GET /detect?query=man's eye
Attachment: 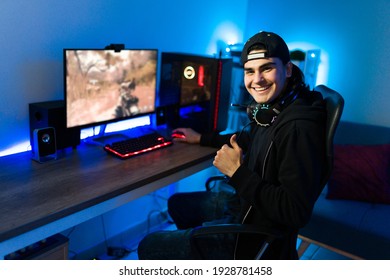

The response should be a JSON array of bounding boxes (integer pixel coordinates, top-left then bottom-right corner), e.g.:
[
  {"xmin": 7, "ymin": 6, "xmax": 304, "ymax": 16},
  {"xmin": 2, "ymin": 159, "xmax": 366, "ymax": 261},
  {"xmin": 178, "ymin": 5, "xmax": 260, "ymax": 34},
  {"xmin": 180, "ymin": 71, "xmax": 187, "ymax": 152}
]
[{"xmin": 262, "ymin": 66, "xmax": 272, "ymax": 72}]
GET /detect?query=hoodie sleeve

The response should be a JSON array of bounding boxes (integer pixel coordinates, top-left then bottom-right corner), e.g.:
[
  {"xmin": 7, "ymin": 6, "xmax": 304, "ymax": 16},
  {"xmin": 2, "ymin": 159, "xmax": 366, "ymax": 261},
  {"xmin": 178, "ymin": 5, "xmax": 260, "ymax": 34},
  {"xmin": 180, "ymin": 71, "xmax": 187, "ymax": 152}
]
[{"xmin": 200, "ymin": 131, "xmax": 233, "ymax": 148}]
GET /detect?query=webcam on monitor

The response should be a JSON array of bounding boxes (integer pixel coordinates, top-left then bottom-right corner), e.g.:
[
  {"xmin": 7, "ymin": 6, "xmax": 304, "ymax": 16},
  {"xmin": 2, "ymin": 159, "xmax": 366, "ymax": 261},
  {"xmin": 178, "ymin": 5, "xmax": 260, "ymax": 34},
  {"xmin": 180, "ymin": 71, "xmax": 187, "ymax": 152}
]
[{"xmin": 105, "ymin": 44, "xmax": 125, "ymax": 52}]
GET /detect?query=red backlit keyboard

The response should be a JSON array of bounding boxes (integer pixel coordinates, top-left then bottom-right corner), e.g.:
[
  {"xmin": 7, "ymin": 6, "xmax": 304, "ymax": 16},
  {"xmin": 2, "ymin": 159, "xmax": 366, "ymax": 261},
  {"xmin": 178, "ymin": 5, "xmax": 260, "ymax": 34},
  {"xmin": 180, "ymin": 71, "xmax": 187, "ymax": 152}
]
[{"xmin": 104, "ymin": 132, "xmax": 173, "ymax": 159}]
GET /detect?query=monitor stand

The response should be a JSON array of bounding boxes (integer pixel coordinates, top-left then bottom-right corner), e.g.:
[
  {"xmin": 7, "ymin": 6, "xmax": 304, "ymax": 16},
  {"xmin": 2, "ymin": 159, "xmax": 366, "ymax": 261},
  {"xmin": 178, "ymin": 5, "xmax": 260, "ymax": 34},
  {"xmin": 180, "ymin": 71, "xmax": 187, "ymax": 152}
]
[
  {"xmin": 83, "ymin": 124, "xmax": 127, "ymax": 147},
  {"xmin": 83, "ymin": 124, "xmax": 159, "ymax": 147}
]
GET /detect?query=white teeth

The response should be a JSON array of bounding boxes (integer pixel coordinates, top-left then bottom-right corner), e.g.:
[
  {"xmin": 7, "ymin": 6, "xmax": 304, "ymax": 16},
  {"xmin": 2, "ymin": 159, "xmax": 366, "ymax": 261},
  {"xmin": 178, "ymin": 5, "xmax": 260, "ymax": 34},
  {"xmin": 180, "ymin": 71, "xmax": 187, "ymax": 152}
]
[{"xmin": 254, "ymin": 86, "xmax": 270, "ymax": 91}]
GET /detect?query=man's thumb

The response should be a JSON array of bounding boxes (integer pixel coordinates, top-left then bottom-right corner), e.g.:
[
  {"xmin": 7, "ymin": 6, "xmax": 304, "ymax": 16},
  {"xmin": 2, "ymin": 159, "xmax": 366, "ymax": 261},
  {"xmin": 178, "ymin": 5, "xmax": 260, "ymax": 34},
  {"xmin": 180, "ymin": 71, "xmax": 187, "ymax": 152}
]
[{"xmin": 230, "ymin": 134, "xmax": 240, "ymax": 150}]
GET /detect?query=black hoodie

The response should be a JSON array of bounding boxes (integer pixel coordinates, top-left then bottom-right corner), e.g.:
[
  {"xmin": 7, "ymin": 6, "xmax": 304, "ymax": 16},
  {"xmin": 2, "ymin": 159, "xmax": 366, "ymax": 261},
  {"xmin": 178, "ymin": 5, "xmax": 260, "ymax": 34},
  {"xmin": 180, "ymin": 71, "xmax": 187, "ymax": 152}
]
[{"xmin": 200, "ymin": 90, "xmax": 326, "ymax": 259}]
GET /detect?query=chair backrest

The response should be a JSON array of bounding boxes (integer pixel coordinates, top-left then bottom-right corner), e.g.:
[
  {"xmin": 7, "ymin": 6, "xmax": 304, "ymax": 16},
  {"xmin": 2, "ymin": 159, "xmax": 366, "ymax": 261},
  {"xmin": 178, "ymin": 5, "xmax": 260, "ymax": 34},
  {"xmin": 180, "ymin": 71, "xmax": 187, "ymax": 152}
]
[{"xmin": 314, "ymin": 85, "xmax": 344, "ymax": 188}]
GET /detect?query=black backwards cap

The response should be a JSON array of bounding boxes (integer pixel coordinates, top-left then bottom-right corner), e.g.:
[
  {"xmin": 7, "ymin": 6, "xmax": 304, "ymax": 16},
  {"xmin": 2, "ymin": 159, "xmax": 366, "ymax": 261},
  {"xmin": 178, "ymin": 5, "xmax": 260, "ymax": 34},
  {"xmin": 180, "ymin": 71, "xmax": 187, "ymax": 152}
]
[{"xmin": 240, "ymin": 31, "xmax": 290, "ymax": 65}]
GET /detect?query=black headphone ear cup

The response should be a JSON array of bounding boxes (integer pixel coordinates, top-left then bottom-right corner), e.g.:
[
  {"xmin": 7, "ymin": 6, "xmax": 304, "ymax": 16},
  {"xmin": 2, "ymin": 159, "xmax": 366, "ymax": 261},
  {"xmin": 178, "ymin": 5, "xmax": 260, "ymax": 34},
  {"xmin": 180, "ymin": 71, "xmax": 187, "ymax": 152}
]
[
  {"xmin": 246, "ymin": 90, "xmax": 299, "ymax": 126},
  {"xmin": 247, "ymin": 101, "xmax": 279, "ymax": 127},
  {"xmin": 254, "ymin": 106, "xmax": 279, "ymax": 126}
]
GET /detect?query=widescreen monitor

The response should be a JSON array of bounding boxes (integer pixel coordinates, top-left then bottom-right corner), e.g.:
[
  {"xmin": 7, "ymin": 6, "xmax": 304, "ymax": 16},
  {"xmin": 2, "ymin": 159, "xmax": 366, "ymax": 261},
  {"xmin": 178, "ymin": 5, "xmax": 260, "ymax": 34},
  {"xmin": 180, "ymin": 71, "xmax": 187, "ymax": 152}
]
[{"xmin": 64, "ymin": 49, "xmax": 158, "ymax": 130}]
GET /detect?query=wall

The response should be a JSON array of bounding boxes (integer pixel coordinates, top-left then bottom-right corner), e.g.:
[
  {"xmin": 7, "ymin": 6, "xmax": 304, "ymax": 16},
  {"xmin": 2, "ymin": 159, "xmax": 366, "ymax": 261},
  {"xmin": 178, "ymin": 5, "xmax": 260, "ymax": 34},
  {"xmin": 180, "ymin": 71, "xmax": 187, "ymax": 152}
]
[
  {"xmin": 244, "ymin": 0, "xmax": 390, "ymax": 127},
  {"xmin": 0, "ymin": 0, "xmax": 247, "ymax": 156}
]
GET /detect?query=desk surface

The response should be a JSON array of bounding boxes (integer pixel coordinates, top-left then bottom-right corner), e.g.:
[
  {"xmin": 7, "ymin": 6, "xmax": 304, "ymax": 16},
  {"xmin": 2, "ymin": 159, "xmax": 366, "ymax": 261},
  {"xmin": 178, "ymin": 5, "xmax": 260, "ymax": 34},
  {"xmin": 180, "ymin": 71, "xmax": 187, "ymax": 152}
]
[{"xmin": 0, "ymin": 142, "xmax": 217, "ymax": 243}]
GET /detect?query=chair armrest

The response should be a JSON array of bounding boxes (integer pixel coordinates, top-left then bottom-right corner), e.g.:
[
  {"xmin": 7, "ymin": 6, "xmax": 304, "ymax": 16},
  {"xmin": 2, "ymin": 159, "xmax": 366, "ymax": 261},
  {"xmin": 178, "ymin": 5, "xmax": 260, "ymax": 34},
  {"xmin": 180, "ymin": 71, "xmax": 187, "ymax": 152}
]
[
  {"xmin": 190, "ymin": 224, "xmax": 284, "ymax": 259},
  {"xmin": 191, "ymin": 223, "xmax": 283, "ymax": 239},
  {"xmin": 205, "ymin": 175, "xmax": 227, "ymax": 191}
]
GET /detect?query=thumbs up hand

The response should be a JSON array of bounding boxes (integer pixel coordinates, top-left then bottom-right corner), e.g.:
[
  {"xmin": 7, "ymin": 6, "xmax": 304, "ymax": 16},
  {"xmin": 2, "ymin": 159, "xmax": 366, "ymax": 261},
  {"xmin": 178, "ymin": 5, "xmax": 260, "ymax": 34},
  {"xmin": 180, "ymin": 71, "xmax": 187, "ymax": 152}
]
[{"xmin": 213, "ymin": 134, "xmax": 243, "ymax": 178}]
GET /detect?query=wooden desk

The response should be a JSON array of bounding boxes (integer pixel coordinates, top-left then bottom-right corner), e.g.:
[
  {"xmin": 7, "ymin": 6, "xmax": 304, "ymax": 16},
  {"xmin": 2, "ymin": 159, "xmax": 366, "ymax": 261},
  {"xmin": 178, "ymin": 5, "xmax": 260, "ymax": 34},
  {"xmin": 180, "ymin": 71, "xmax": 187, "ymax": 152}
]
[{"xmin": 0, "ymin": 142, "xmax": 217, "ymax": 258}]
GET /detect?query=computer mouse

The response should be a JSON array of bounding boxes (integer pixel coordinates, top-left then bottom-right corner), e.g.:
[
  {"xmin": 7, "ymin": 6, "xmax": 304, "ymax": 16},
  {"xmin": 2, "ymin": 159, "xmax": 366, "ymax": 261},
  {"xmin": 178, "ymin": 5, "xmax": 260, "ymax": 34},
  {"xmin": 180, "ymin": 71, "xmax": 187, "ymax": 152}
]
[{"xmin": 171, "ymin": 131, "xmax": 186, "ymax": 139}]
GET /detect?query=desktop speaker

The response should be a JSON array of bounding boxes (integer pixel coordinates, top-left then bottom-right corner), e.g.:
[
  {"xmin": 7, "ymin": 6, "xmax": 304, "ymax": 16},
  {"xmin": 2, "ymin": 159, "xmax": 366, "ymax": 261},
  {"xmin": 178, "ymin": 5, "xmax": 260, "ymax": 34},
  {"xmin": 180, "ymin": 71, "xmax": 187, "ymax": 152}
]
[
  {"xmin": 32, "ymin": 127, "xmax": 57, "ymax": 163},
  {"xmin": 29, "ymin": 100, "xmax": 80, "ymax": 152}
]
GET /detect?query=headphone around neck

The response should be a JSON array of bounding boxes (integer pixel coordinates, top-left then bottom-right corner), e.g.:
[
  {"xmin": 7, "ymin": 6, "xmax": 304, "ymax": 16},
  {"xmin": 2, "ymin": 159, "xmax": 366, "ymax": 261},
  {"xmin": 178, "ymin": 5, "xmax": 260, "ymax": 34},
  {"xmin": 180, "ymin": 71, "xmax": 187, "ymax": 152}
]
[{"xmin": 247, "ymin": 90, "xmax": 298, "ymax": 127}]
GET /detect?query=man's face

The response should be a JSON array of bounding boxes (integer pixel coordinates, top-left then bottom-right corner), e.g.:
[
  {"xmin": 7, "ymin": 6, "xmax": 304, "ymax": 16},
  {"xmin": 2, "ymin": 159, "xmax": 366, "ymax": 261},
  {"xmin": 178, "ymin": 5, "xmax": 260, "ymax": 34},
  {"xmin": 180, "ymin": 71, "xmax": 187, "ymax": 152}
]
[{"xmin": 243, "ymin": 51, "xmax": 292, "ymax": 104}]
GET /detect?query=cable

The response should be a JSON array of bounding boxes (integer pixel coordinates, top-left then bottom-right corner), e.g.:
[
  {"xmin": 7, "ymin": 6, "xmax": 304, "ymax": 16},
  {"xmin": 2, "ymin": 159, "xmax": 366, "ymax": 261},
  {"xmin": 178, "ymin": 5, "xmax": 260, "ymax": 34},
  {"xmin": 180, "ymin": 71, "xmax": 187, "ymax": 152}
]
[
  {"xmin": 146, "ymin": 209, "xmax": 168, "ymax": 234},
  {"xmin": 65, "ymin": 226, "xmax": 76, "ymax": 238},
  {"xmin": 100, "ymin": 215, "xmax": 109, "ymax": 251},
  {"xmin": 236, "ymin": 120, "xmax": 254, "ymax": 144}
]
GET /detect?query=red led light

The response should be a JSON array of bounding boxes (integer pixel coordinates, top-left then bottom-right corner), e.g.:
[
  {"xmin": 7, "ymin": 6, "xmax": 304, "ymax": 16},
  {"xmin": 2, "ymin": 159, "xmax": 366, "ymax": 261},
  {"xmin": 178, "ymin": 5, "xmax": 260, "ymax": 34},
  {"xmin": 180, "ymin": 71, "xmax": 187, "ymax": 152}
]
[
  {"xmin": 198, "ymin": 65, "xmax": 204, "ymax": 87},
  {"xmin": 104, "ymin": 141, "xmax": 173, "ymax": 159},
  {"xmin": 213, "ymin": 60, "xmax": 222, "ymax": 130}
]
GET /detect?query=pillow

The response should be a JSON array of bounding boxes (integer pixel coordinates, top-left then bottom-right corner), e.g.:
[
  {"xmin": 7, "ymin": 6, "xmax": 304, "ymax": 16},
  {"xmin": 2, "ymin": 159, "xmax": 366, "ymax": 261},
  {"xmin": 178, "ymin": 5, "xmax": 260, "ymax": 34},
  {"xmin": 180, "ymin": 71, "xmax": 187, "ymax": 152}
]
[{"xmin": 326, "ymin": 144, "xmax": 390, "ymax": 204}]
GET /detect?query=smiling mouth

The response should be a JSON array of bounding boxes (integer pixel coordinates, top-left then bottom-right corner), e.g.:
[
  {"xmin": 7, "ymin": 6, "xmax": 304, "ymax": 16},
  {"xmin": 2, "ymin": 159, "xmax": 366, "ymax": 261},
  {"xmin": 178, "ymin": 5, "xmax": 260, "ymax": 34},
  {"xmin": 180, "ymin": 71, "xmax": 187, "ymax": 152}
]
[{"xmin": 253, "ymin": 84, "xmax": 271, "ymax": 92}]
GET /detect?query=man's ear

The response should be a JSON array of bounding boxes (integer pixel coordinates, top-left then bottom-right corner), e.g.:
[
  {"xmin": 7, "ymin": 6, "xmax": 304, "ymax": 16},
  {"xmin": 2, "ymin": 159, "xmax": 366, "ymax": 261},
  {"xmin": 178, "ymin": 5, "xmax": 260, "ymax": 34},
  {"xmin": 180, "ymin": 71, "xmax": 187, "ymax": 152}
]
[{"xmin": 286, "ymin": 61, "xmax": 293, "ymax": 78}]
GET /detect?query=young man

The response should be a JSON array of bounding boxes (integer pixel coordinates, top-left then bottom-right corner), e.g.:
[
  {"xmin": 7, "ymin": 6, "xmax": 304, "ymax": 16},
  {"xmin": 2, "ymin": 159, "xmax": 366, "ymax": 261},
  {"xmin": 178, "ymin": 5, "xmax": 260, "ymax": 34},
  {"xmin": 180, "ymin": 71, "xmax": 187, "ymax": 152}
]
[{"xmin": 138, "ymin": 31, "xmax": 326, "ymax": 259}]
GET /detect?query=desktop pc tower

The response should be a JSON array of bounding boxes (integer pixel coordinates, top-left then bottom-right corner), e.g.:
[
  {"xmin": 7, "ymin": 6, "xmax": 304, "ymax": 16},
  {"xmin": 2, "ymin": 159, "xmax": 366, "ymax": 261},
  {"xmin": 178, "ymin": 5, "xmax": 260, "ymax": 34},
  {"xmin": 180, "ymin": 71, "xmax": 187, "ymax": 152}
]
[{"xmin": 157, "ymin": 52, "xmax": 233, "ymax": 133}]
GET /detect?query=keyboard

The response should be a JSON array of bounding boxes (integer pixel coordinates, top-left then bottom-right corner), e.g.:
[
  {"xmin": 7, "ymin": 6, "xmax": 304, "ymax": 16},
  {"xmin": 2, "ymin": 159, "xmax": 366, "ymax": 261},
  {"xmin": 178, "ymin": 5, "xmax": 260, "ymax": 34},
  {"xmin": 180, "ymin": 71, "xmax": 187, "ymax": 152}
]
[{"xmin": 104, "ymin": 132, "xmax": 173, "ymax": 159}]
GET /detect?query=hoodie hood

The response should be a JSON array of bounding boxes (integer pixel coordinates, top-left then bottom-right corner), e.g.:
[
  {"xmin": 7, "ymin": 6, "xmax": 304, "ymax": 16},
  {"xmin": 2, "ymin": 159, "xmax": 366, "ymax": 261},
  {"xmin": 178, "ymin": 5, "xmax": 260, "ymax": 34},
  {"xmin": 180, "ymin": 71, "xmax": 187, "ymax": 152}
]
[{"xmin": 273, "ymin": 90, "xmax": 326, "ymax": 131}]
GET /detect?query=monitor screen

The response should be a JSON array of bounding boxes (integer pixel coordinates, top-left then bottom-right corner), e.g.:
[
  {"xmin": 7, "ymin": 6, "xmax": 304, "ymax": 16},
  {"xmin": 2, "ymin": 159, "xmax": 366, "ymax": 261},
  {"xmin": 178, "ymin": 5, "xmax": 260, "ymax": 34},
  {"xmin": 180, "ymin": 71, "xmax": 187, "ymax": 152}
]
[{"xmin": 64, "ymin": 49, "xmax": 158, "ymax": 129}]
